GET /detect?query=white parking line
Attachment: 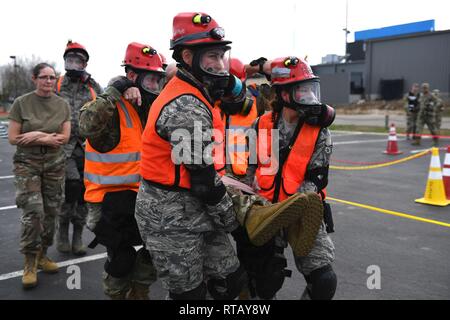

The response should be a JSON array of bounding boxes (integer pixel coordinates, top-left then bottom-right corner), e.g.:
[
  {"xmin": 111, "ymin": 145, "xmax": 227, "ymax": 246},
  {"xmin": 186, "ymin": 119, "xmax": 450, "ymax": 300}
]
[
  {"xmin": 0, "ymin": 175, "xmax": 14, "ymax": 180},
  {"xmin": 0, "ymin": 252, "xmax": 108, "ymax": 281},
  {"xmin": 0, "ymin": 205, "xmax": 17, "ymax": 211},
  {"xmin": 334, "ymin": 138, "xmax": 406, "ymax": 145}
]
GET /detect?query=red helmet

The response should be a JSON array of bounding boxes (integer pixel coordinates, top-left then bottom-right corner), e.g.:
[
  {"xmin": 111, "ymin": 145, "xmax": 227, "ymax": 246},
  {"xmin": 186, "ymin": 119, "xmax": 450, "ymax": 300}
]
[
  {"xmin": 170, "ymin": 12, "xmax": 231, "ymax": 49},
  {"xmin": 230, "ymin": 58, "xmax": 246, "ymax": 82},
  {"xmin": 270, "ymin": 56, "xmax": 318, "ymax": 86},
  {"xmin": 159, "ymin": 53, "xmax": 168, "ymax": 67},
  {"xmin": 64, "ymin": 40, "xmax": 89, "ymax": 61},
  {"xmin": 122, "ymin": 42, "xmax": 165, "ymax": 73}
]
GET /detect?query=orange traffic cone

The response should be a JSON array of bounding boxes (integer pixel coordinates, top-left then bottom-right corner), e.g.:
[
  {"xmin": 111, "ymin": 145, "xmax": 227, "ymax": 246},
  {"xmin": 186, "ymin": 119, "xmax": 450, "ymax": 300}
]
[
  {"xmin": 443, "ymin": 146, "xmax": 450, "ymax": 200},
  {"xmin": 415, "ymin": 148, "xmax": 450, "ymax": 206},
  {"xmin": 383, "ymin": 124, "xmax": 402, "ymax": 155}
]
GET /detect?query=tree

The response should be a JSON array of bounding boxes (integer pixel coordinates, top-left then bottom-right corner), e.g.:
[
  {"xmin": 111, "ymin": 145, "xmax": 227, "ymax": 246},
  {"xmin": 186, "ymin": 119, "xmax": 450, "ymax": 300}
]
[{"xmin": 0, "ymin": 55, "xmax": 58, "ymax": 105}]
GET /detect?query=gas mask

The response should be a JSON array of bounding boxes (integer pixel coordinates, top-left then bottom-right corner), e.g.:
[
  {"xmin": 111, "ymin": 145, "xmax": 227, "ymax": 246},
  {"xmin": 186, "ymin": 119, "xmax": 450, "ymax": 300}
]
[
  {"xmin": 219, "ymin": 84, "xmax": 254, "ymax": 116},
  {"xmin": 64, "ymin": 52, "xmax": 87, "ymax": 79},
  {"xmin": 282, "ymin": 79, "xmax": 336, "ymax": 127},
  {"xmin": 192, "ymin": 45, "xmax": 231, "ymax": 100},
  {"xmin": 135, "ymin": 70, "xmax": 165, "ymax": 108}
]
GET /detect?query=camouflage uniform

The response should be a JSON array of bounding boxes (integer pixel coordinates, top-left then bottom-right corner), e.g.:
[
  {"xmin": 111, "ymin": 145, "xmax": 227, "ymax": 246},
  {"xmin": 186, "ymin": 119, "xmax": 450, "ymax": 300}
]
[
  {"xmin": 57, "ymin": 75, "xmax": 102, "ymax": 227},
  {"xmin": 79, "ymin": 83, "xmax": 157, "ymax": 299},
  {"xmin": 416, "ymin": 92, "xmax": 439, "ymax": 145},
  {"xmin": 246, "ymin": 114, "xmax": 335, "ymax": 298},
  {"xmin": 14, "ymin": 148, "xmax": 66, "ymax": 254},
  {"xmin": 403, "ymin": 91, "xmax": 420, "ymax": 139},
  {"xmin": 135, "ymin": 69, "xmax": 240, "ymax": 296},
  {"xmin": 432, "ymin": 90, "xmax": 444, "ymax": 131}
]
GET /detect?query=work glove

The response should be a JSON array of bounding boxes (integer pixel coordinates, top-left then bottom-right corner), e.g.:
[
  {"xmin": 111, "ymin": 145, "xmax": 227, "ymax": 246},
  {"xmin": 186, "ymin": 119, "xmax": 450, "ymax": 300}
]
[{"xmin": 110, "ymin": 76, "xmax": 136, "ymax": 94}]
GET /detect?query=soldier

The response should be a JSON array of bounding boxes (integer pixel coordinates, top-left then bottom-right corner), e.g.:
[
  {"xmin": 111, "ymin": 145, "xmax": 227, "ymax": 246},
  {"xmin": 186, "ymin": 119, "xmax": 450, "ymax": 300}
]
[
  {"xmin": 8, "ymin": 63, "xmax": 71, "ymax": 288},
  {"xmin": 432, "ymin": 89, "xmax": 444, "ymax": 132},
  {"xmin": 245, "ymin": 57, "xmax": 337, "ymax": 300},
  {"xmin": 222, "ymin": 58, "xmax": 260, "ymax": 180},
  {"xmin": 79, "ymin": 42, "xmax": 163, "ymax": 299},
  {"xmin": 135, "ymin": 12, "xmax": 312, "ymax": 300},
  {"xmin": 413, "ymin": 83, "xmax": 440, "ymax": 146},
  {"xmin": 56, "ymin": 40, "xmax": 103, "ymax": 256},
  {"xmin": 404, "ymin": 83, "xmax": 420, "ymax": 140}
]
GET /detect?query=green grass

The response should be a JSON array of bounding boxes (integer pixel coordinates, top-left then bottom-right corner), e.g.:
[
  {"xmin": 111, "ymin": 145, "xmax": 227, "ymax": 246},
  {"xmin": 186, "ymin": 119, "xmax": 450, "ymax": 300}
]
[{"xmin": 330, "ymin": 124, "xmax": 450, "ymax": 136}]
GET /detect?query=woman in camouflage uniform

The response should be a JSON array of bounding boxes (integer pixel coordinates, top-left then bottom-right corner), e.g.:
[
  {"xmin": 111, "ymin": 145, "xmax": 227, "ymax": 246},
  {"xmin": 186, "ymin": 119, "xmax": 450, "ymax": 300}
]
[{"xmin": 8, "ymin": 63, "xmax": 71, "ymax": 289}]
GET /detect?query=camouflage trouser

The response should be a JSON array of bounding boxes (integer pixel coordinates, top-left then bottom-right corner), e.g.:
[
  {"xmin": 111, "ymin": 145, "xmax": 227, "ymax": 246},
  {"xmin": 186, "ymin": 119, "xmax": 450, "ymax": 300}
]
[
  {"xmin": 406, "ymin": 111, "xmax": 419, "ymax": 137},
  {"xmin": 293, "ymin": 222, "xmax": 335, "ymax": 276},
  {"xmin": 13, "ymin": 149, "xmax": 65, "ymax": 254},
  {"xmin": 436, "ymin": 112, "xmax": 442, "ymax": 131},
  {"xmin": 135, "ymin": 185, "xmax": 240, "ymax": 295},
  {"xmin": 86, "ymin": 203, "xmax": 157, "ymax": 298},
  {"xmin": 416, "ymin": 116, "xmax": 439, "ymax": 139},
  {"xmin": 60, "ymin": 145, "xmax": 87, "ymax": 226}
]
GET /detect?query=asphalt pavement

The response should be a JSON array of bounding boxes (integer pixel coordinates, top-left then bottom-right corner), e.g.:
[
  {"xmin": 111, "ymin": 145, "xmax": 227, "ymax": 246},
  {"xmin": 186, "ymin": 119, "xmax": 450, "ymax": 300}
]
[{"xmin": 0, "ymin": 129, "xmax": 449, "ymax": 300}]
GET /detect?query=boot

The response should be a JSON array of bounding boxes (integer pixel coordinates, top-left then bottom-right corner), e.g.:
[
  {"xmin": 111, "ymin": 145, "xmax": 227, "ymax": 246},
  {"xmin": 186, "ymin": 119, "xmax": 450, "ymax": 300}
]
[
  {"xmin": 22, "ymin": 253, "xmax": 38, "ymax": 289},
  {"xmin": 56, "ymin": 220, "xmax": 71, "ymax": 253},
  {"xmin": 37, "ymin": 247, "xmax": 59, "ymax": 273},
  {"xmin": 288, "ymin": 192, "xmax": 324, "ymax": 257},
  {"xmin": 411, "ymin": 138, "xmax": 421, "ymax": 146},
  {"xmin": 72, "ymin": 224, "xmax": 86, "ymax": 256},
  {"xmin": 245, "ymin": 193, "xmax": 309, "ymax": 246},
  {"xmin": 126, "ymin": 283, "xmax": 150, "ymax": 300}
]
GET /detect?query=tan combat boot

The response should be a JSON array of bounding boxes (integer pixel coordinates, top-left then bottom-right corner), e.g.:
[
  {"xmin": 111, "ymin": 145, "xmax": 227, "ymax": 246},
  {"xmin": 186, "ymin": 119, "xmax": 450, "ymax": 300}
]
[
  {"xmin": 22, "ymin": 253, "xmax": 38, "ymax": 289},
  {"xmin": 72, "ymin": 224, "xmax": 87, "ymax": 256},
  {"xmin": 126, "ymin": 283, "xmax": 150, "ymax": 300},
  {"xmin": 37, "ymin": 247, "xmax": 59, "ymax": 273},
  {"xmin": 245, "ymin": 193, "xmax": 309, "ymax": 246},
  {"xmin": 288, "ymin": 192, "xmax": 324, "ymax": 257},
  {"xmin": 56, "ymin": 220, "xmax": 71, "ymax": 253}
]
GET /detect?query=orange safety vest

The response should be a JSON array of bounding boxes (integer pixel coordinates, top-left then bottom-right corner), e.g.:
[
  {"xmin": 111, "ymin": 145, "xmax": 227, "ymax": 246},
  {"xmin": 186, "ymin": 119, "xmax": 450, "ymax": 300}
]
[
  {"xmin": 140, "ymin": 75, "xmax": 225, "ymax": 189},
  {"xmin": 255, "ymin": 112, "xmax": 322, "ymax": 203},
  {"xmin": 57, "ymin": 75, "xmax": 97, "ymax": 101},
  {"xmin": 222, "ymin": 95, "xmax": 258, "ymax": 176},
  {"xmin": 84, "ymin": 97, "xmax": 142, "ymax": 203}
]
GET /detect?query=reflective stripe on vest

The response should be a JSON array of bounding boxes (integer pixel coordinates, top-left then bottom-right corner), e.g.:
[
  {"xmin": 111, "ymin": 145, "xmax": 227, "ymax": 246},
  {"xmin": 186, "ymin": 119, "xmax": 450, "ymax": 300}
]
[
  {"xmin": 84, "ymin": 97, "xmax": 142, "ymax": 203},
  {"xmin": 140, "ymin": 75, "xmax": 225, "ymax": 189},
  {"xmin": 255, "ymin": 112, "xmax": 321, "ymax": 203},
  {"xmin": 84, "ymin": 173, "xmax": 141, "ymax": 185},
  {"xmin": 57, "ymin": 75, "xmax": 97, "ymax": 101},
  {"xmin": 224, "ymin": 97, "xmax": 258, "ymax": 176},
  {"xmin": 85, "ymin": 151, "xmax": 141, "ymax": 163}
]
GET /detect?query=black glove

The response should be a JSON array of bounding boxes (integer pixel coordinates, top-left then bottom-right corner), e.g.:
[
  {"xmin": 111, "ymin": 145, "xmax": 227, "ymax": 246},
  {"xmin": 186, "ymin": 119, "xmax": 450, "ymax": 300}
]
[
  {"xmin": 249, "ymin": 57, "xmax": 271, "ymax": 81},
  {"xmin": 110, "ymin": 77, "xmax": 136, "ymax": 94},
  {"xmin": 190, "ymin": 165, "xmax": 226, "ymax": 206},
  {"xmin": 249, "ymin": 57, "xmax": 268, "ymax": 68}
]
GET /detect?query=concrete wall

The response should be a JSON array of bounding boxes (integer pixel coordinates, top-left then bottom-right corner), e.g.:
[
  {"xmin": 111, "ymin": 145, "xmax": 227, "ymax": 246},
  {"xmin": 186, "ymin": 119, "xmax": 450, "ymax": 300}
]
[
  {"xmin": 319, "ymin": 73, "xmax": 350, "ymax": 106},
  {"xmin": 313, "ymin": 62, "xmax": 365, "ymax": 104},
  {"xmin": 365, "ymin": 31, "xmax": 450, "ymax": 99}
]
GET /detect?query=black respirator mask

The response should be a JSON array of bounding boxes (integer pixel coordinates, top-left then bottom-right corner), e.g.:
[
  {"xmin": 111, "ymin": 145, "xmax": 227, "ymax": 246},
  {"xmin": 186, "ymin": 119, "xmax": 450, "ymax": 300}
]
[
  {"xmin": 135, "ymin": 70, "xmax": 165, "ymax": 107},
  {"xmin": 281, "ymin": 79, "xmax": 336, "ymax": 127},
  {"xmin": 64, "ymin": 52, "xmax": 88, "ymax": 80},
  {"xmin": 219, "ymin": 85, "xmax": 254, "ymax": 116},
  {"xmin": 191, "ymin": 45, "xmax": 232, "ymax": 100}
]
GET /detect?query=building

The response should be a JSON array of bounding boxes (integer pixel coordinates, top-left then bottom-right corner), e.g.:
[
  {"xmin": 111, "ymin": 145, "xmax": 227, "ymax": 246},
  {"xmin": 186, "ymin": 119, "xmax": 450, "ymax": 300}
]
[{"xmin": 313, "ymin": 20, "xmax": 450, "ymax": 105}]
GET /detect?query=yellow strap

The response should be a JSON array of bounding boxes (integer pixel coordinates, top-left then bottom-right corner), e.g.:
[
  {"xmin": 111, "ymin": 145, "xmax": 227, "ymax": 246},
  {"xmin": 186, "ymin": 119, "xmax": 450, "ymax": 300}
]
[{"xmin": 330, "ymin": 149, "xmax": 430, "ymax": 170}]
